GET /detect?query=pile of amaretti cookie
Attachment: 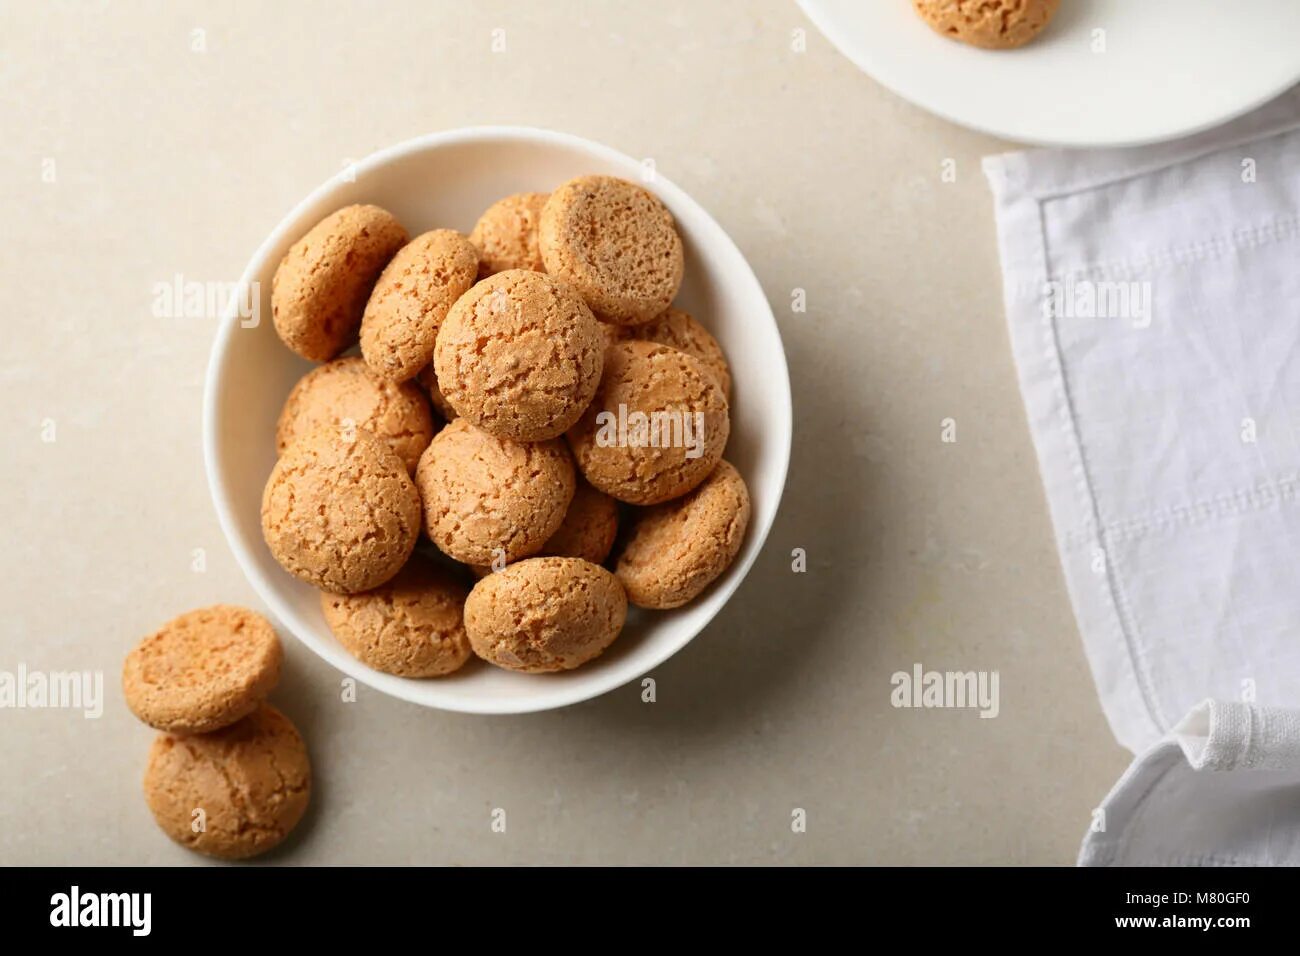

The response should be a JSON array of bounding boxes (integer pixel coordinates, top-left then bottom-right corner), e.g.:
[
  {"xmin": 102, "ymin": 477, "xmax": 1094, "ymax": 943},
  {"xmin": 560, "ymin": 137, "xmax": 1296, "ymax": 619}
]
[{"xmin": 261, "ymin": 175, "xmax": 752, "ymax": 677}]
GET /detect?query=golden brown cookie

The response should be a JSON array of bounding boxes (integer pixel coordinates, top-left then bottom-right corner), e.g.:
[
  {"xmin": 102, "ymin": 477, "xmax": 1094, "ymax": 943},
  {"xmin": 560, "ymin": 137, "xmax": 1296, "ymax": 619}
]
[
  {"xmin": 468, "ymin": 478, "xmax": 619, "ymax": 577},
  {"xmin": 261, "ymin": 426, "xmax": 421, "ymax": 593},
  {"xmin": 913, "ymin": 0, "xmax": 1060, "ymax": 49},
  {"xmin": 123, "ymin": 606, "xmax": 282, "ymax": 734},
  {"xmin": 469, "ymin": 192, "xmax": 548, "ymax": 277},
  {"xmin": 566, "ymin": 340, "xmax": 729, "ymax": 505},
  {"xmin": 320, "ymin": 554, "xmax": 471, "ymax": 678},
  {"xmin": 620, "ymin": 306, "xmax": 732, "ymax": 401},
  {"xmin": 616, "ymin": 460, "xmax": 750, "ymax": 609},
  {"xmin": 539, "ymin": 175, "xmax": 683, "ymax": 325},
  {"xmin": 360, "ymin": 229, "xmax": 479, "ymax": 384},
  {"xmin": 275, "ymin": 357, "xmax": 435, "ymax": 475},
  {"xmin": 143, "ymin": 703, "xmax": 310, "ymax": 860},
  {"xmin": 433, "ymin": 270, "xmax": 604, "ymax": 441},
  {"xmin": 416, "ymin": 362, "xmax": 459, "ymax": 421},
  {"xmin": 464, "ymin": 557, "xmax": 626, "ymax": 673},
  {"xmin": 271, "ymin": 204, "xmax": 407, "ymax": 361},
  {"xmin": 415, "ymin": 418, "xmax": 575, "ymax": 566}
]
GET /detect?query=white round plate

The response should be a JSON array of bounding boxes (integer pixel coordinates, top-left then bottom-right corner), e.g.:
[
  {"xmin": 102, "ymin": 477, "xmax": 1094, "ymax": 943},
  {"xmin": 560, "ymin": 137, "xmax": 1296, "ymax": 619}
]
[
  {"xmin": 798, "ymin": 0, "xmax": 1300, "ymax": 147},
  {"xmin": 204, "ymin": 127, "xmax": 792, "ymax": 714}
]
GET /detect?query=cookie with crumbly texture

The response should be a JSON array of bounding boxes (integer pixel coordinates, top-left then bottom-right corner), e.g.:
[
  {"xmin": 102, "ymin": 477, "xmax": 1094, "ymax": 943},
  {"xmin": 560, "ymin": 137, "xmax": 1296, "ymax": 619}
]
[
  {"xmin": 566, "ymin": 340, "xmax": 729, "ymax": 505},
  {"xmin": 539, "ymin": 176, "xmax": 683, "ymax": 325},
  {"xmin": 415, "ymin": 418, "xmax": 575, "ymax": 566},
  {"xmin": 272, "ymin": 204, "xmax": 407, "ymax": 361},
  {"xmin": 434, "ymin": 270, "xmax": 604, "ymax": 441},
  {"xmin": 469, "ymin": 477, "xmax": 620, "ymax": 577},
  {"xmin": 618, "ymin": 306, "xmax": 731, "ymax": 401},
  {"xmin": 469, "ymin": 192, "xmax": 548, "ymax": 277},
  {"xmin": 360, "ymin": 229, "xmax": 479, "ymax": 383},
  {"xmin": 913, "ymin": 0, "xmax": 1059, "ymax": 49},
  {"xmin": 275, "ymin": 357, "xmax": 434, "ymax": 475},
  {"xmin": 464, "ymin": 557, "xmax": 626, "ymax": 673},
  {"xmin": 123, "ymin": 606, "xmax": 282, "ymax": 734},
  {"xmin": 616, "ymin": 460, "xmax": 750, "ymax": 609},
  {"xmin": 261, "ymin": 426, "xmax": 421, "ymax": 593},
  {"xmin": 143, "ymin": 704, "xmax": 310, "ymax": 860},
  {"xmin": 320, "ymin": 555, "xmax": 471, "ymax": 677}
]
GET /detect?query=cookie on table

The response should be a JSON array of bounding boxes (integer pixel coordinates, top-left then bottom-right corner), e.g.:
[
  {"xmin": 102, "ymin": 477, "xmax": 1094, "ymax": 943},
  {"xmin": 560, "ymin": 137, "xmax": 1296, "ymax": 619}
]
[
  {"xmin": 415, "ymin": 418, "xmax": 575, "ymax": 566},
  {"xmin": 913, "ymin": 0, "xmax": 1060, "ymax": 49},
  {"xmin": 275, "ymin": 356, "xmax": 435, "ymax": 475},
  {"xmin": 616, "ymin": 460, "xmax": 750, "ymax": 609},
  {"xmin": 123, "ymin": 605, "xmax": 282, "ymax": 734},
  {"xmin": 320, "ymin": 555, "xmax": 472, "ymax": 678},
  {"xmin": 261, "ymin": 426, "xmax": 421, "ymax": 593},
  {"xmin": 469, "ymin": 192, "xmax": 548, "ymax": 277},
  {"xmin": 464, "ymin": 557, "xmax": 626, "ymax": 673},
  {"xmin": 539, "ymin": 175, "xmax": 683, "ymax": 325},
  {"xmin": 618, "ymin": 306, "xmax": 731, "ymax": 401},
  {"xmin": 566, "ymin": 340, "xmax": 729, "ymax": 505},
  {"xmin": 433, "ymin": 270, "xmax": 604, "ymax": 441},
  {"xmin": 271, "ymin": 204, "xmax": 407, "ymax": 361},
  {"xmin": 143, "ymin": 703, "xmax": 310, "ymax": 860},
  {"xmin": 360, "ymin": 229, "xmax": 479, "ymax": 384}
]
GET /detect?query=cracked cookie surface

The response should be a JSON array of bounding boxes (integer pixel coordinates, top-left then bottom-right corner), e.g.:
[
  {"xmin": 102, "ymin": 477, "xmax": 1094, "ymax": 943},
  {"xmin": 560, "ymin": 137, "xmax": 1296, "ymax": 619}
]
[
  {"xmin": 143, "ymin": 703, "xmax": 311, "ymax": 860},
  {"xmin": 566, "ymin": 340, "xmax": 729, "ymax": 505},
  {"xmin": 614, "ymin": 306, "xmax": 732, "ymax": 401},
  {"xmin": 539, "ymin": 175, "xmax": 683, "ymax": 325},
  {"xmin": 321, "ymin": 554, "xmax": 472, "ymax": 677},
  {"xmin": 360, "ymin": 229, "xmax": 479, "ymax": 383},
  {"xmin": 275, "ymin": 356, "xmax": 435, "ymax": 475},
  {"xmin": 433, "ymin": 269, "xmax": 604, "ymax": 442},
  {"xmin": 415, "ymin": 418, "xmax": 575, "ymax": 566},
  {"xmin": 464, "ymin": 557, "xmax": 626, "ymax": 673},
  {"xmin": 469, "ymin": 192, "xmax": 548, "ymax": 277},
  {"xmin": 271, "ymin": 204, "xmax": 407, "ymax": 361},
  {"xmin": 616, "ymin": 460, "xmax": 750, "ymax": 609},
  {"xmin": 123, "ymin": 605, "xmax": 282, "ymax": 734},
  {"xmin": 261, "ymin": 426, "xmax": 421, "ymax": 593},
  {"xmin": 912, "ymin": 0, "xmax": 1060, "ymax": 49}
]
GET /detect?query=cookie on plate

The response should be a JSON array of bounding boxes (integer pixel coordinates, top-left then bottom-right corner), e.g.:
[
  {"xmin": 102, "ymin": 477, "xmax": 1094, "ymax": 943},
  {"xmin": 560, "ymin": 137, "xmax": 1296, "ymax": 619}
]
[
  {"xmin": 433, "ymin": 270, "xmax": 604, "ymax": 441},
  {"xmin": 464, "ymin": 557, "xmax": 626, "ymax": 673},
  {"xmin": 469, "ymin": 192, "xmax": 548, "ymax": 277},
  {"xmin": 618, "ymin": 306, "xmax": 731, "ymax": 401},
  {"xmin": 616, "ymin": 460, "xmax": 750, "ymax": 609},
  {"xmin": 360, "ymin": 229, "xmax": 479, "ymax": 383},
  {"xmin": 261, "ymin": 426, "xmax": 421, "ymax": 593},
  {"xmin": 539, "ymin": 175, "xmax": 683, "ymax": 325},
  {"xmin": 913, "ymin": 0, "xmax": 1060, "ymax": 49},
  {"xmin": 123, "ymin": 605, "xmax": 282, "ymax": 734},
  {"xmin": 271, "ymin": 204, "xmax": 407, "ymax": 361}
]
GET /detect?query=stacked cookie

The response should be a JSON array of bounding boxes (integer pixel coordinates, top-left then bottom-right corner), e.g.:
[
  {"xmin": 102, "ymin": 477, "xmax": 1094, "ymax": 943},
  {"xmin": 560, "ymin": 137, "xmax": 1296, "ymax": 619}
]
[
  {"xmin": 263, "ymin": 175, "xmax": 751, "ymax": 677},
  {"xmin": 122, "ymin": 606, "xmax": 311, "ymax": 859}
]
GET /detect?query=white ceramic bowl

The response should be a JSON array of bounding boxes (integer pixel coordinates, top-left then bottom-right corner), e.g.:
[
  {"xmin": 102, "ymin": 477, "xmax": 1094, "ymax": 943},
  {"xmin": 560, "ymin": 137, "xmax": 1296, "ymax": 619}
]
[{"xmin": 203, "ymin": 126, "xmax": 791, "ymax": 714}]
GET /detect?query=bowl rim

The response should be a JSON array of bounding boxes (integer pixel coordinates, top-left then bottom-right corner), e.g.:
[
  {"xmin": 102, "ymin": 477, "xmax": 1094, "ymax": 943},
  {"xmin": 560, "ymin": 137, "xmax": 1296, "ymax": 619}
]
[{"xmin": 202, "ymin": 124, "xmax": 792, "ymax": 714}]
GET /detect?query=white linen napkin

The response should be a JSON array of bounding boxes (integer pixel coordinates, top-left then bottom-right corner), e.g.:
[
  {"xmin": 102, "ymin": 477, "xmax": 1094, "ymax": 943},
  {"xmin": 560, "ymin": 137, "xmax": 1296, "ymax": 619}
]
[{"xmin": 983, "ymin": 88, "xmax": 1300, "ymax": 866}]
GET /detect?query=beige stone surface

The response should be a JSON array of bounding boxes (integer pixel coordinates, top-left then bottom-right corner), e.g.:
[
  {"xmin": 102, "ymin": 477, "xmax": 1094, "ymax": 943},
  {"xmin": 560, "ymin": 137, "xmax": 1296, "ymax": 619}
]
[{"xmin": 0, "ymin": 0, "xmax": 1129, "ymax": 864}]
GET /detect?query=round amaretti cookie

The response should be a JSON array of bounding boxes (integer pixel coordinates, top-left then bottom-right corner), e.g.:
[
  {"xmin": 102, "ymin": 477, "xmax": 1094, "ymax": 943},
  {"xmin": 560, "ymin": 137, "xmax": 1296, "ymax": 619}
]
[
  {"xmin": 123, "ymin": 606, "xmax": 282, "ymax": 734},
  {"xmin": 616, "ymin": 460, "xmax": 751, "ymax": 609},
  {"xmin": 433, "ymin": 270, "xmax": 604, "ymax": 442},
  {"xmin": 143, "ymin": 703, "xmax": 310, "ymax": 860},
  {"xmin": 539, "ymin": 175, "xmax": 684, "ymax": 325},
  {"xmin": 275, "ymin": 357, "xmax": 435, "ymax": 475},
  {"xmin": 912, "ymin": 0, "xmax": 1059, "ymax": 49},
  {"xmin": 416, "ymin": 362, "xmax": 458, "ymax": 421},
  {"xmin": 464, "ymin": 557, "xmax": 627, "ymax": 673},
  {"xmin": 566, "ymin": 340, "xmax": 730, "ymax": 505},
  {"xmin": 469, "ymin": 192, "xmax": 548, "ymax": 277},
  {"xmin": 469, "ymin": 477, "xmax": 620, "ymax": 577},
  {"xmin": 271, "ymin": 204, "xmax": 408, "ymax": 361},
  {"xmin": 320, "ymin": 555, "xmax": 472, "ymax": 678},
  {"xmin": 261, "ymin": 427, "xmax": 421, "ymax": 593},
  {"xmin": 415, "ymin": 418, "xmax": 575, "ymax": 566},
  {"xmin": 360, "ymin": 229, "xmax": 479, "ymax": 383},
  {"xmin": 619, "ymin": 306, "xmax": 732, "ymax": 401}
]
